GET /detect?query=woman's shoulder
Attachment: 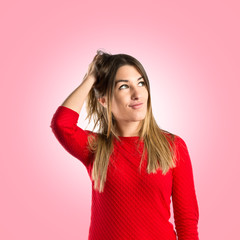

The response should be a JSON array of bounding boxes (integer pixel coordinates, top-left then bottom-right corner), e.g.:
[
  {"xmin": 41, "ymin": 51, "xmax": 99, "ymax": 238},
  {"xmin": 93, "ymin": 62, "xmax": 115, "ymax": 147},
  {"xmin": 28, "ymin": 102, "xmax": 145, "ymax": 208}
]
[
  {"xmin": 160, "ymin": 129, "xmax": 187, "ymax": 148},
  {"xmin": 161, "ymin": 129, "xmax": 177, "ymax": 140}
]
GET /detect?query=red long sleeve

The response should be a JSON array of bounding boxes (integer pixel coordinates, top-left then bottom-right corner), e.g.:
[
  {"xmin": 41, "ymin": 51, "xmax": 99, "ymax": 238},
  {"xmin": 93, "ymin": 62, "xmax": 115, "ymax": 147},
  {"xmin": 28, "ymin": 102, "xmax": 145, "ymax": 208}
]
[
  {"xmin": 50, "ymin": 105, "xmax": 199, "ymax": 240},
  {"xmin": 172, "ymin": 137, "xmax": 199, "ymax": 239},
  {"xmin": 50, "ymin": 105, "xmax": 95, "ymax": 169}
]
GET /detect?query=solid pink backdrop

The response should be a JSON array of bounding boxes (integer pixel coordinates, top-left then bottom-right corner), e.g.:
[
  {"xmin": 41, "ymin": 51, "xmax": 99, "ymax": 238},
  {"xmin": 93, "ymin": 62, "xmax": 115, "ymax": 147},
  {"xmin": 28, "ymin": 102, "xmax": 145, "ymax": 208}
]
[{"xmin": 1, "ymin": 0, "xmax": 239, "ymax": 239}]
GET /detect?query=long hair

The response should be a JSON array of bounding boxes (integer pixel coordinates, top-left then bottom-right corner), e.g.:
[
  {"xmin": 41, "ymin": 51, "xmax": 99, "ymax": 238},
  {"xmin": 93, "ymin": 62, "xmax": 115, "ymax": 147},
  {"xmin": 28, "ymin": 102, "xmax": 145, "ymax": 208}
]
[{"xmin": 85, "ymin": 49, "xmax": 177, "ymax": 193}]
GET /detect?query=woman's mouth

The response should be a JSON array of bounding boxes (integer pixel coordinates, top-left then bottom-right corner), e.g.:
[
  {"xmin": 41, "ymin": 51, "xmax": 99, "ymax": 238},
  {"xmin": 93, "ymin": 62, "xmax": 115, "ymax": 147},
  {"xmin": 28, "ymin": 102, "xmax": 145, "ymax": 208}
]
[{"xmin": 130, "ymin": 103, "xmax": 143, "ymax": 109}]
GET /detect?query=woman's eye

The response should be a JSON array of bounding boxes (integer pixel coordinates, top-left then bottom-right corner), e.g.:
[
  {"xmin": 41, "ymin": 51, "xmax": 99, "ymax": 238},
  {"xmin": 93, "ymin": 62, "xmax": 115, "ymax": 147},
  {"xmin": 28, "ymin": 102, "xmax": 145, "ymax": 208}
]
[
  {"xmin": 119, "ymin": 81, "xmax": 145, "ymax": 90},
  {"xmin": 119, "ymin": 84, "xmax": 128, "ymax": 90}
]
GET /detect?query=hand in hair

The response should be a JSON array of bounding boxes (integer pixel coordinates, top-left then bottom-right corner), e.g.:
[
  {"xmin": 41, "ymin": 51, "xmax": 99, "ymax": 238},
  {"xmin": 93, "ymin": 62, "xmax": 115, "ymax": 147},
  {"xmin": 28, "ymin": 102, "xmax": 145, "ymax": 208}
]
[{"xmin": 83, "ymin": 53, "xmax": 101, "ymax": 82}]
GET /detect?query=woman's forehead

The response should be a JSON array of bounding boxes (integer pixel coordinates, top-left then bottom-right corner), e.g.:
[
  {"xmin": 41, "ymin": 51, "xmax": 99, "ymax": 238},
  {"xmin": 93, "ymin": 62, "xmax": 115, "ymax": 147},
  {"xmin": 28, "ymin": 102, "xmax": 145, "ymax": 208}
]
[
  {"xmin": 115, "ymin": 65, "xmax": 140, "ymax": 76},
  {"xmin": 115, "ymin": 66, "xmax": 142, "ymax": 82}
]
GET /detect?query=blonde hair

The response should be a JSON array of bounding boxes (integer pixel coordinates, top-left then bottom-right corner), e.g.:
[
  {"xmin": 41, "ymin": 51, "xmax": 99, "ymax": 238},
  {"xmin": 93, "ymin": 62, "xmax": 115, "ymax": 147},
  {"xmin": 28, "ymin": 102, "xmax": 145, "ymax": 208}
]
[{"xmin": 85, "ymin": 49, "xmax": 177, "ymax": 193}]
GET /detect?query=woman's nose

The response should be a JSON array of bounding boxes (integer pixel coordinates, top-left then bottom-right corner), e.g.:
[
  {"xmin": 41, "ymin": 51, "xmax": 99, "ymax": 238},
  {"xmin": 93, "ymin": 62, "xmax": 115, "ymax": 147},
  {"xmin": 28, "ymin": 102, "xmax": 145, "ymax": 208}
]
[{"xmin": 130, "ymin": 86, "xmax": 141, "ymax": 99}]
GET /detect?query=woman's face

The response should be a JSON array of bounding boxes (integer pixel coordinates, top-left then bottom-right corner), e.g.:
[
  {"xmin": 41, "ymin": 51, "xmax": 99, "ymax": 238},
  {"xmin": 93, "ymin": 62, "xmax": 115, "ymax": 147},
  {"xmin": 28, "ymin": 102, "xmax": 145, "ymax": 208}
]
[{"xmin": 99, "ymin": 64, "xmax": 149, "ymax": 127}]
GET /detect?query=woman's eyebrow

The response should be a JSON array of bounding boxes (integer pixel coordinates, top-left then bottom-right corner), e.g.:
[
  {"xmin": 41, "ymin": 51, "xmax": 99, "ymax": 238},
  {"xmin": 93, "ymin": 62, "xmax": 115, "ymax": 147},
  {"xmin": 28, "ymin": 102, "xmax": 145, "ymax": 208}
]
[{"xmin": 114, "ymin": 76, "xmax": 143, "ymax": 85}]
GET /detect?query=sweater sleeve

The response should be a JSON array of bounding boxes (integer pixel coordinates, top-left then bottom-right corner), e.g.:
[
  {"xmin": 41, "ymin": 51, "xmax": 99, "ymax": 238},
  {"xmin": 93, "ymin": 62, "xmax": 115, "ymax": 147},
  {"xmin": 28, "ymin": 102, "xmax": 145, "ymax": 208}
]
[
  {"xmin": 172, "ymin": 136, "xmax": 199, "ymax": 240},
  {"xmin": 50, "ymin": 105, "xmax": 96, "ymax": 168}
]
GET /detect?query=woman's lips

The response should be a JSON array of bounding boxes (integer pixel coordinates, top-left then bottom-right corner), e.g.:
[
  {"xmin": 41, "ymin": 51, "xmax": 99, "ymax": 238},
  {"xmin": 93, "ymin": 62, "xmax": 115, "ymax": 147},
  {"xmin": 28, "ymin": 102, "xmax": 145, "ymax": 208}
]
[{"xmin": 130, "ymin": 103, "xmax": 143, "ymax": 109}]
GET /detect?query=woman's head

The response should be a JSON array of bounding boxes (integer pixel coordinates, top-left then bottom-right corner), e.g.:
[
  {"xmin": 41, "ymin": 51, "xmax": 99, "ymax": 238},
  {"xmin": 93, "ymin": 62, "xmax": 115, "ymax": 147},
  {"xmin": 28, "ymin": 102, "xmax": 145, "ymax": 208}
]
[
  {"xmin": 87, "ymin": 49, "xmax": 152, "ymax": 139},
  {"xmin": 86, "ymin": 50, "xmax": 176, "ymax": 193},
  {"xmin": 98, "ymin": 64, "xmax": 149, "ymax": 136}
]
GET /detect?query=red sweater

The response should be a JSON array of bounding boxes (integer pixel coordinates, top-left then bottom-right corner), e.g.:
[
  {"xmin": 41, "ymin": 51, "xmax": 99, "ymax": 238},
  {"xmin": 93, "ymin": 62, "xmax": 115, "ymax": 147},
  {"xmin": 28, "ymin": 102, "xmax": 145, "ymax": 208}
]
[{"xmin": 50, "ymin": 105, "xmax": 199, "ymax": 240}]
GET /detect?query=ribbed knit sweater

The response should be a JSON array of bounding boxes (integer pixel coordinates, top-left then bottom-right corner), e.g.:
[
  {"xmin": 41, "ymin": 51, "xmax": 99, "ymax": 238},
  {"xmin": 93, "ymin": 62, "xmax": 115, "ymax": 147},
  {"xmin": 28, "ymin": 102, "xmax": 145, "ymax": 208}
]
[{"xmin": 50, "ymin": 105, "xmax": 199, "ymax": 240}]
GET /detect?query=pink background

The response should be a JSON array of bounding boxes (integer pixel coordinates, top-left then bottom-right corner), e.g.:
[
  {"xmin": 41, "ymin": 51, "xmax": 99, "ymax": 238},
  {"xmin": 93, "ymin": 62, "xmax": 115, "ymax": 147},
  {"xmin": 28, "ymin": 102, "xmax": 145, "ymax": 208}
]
[{"xmin": 1, "ymin": 0, "xmax": 239, "ymax": 239}]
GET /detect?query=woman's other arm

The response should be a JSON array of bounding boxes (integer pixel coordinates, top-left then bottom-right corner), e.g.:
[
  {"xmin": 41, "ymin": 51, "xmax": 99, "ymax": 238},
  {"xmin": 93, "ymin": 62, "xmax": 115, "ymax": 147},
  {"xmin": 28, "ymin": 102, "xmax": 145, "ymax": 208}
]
[{"xmin": 172, "ymin": 136, "xmax": 200, "ymax": 240}]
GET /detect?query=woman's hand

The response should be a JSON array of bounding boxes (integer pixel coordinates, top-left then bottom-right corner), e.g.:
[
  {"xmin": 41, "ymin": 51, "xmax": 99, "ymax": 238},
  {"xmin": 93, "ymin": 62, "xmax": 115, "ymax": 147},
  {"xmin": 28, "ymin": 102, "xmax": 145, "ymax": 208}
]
[{"xmin": 83, "ymin": 54, "xmax": 100, "ymax": 82}]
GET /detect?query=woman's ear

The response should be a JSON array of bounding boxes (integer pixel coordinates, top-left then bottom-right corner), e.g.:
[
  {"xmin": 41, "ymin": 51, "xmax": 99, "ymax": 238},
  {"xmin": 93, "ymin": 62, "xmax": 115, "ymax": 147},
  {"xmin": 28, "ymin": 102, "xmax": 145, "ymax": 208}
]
[{"xmin": 98, "ymin": 96, "xmax": 107, "ymax": 108}]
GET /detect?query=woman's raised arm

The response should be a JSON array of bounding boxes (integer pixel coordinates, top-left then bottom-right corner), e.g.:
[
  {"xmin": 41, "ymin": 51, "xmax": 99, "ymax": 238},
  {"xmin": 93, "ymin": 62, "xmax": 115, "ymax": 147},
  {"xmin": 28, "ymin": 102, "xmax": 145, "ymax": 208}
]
[
  {"xmin": 50, "ymin": 55, "xmax": 99, "ymax": 168},
  {"xmin": 61, "ymin": 55, "xmax": 98, "ymax": 114}
]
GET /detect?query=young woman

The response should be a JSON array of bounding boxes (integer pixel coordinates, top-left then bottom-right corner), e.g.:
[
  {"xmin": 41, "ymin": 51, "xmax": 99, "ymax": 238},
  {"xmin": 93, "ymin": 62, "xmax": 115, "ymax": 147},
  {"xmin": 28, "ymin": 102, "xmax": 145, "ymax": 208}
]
[{"xmin": 50, "ymin": 50, "xmax": 199, "ymax": 240}]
